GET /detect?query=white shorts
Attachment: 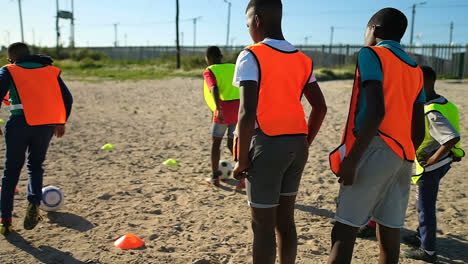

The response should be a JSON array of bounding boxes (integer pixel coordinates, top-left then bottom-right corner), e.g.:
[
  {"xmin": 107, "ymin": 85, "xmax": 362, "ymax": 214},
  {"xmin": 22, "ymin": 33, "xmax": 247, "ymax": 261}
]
[{"xmin": 335, "ymin": 136, "xmax": 412, "ymax": 228}]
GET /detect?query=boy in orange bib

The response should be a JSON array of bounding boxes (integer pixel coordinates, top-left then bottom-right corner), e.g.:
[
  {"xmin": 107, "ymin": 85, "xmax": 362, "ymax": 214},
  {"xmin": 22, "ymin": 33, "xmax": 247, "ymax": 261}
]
[
  {"xmin": 233, "ymin": 1, "xmax": 327, "ymax": 263},
  {"xmin": 0, "ymin": 43, "xmax": 73, "ymax": 235},
  {"xmin": 327, "ymin": 8, "xmax": 426, "ymax": 263}
]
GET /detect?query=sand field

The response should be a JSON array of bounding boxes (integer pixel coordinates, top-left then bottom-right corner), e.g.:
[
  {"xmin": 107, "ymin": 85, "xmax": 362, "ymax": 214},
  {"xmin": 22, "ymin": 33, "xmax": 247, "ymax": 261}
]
[{"xmin": 0, "ymin": 78, "xmax": 466, "ymax": 264}]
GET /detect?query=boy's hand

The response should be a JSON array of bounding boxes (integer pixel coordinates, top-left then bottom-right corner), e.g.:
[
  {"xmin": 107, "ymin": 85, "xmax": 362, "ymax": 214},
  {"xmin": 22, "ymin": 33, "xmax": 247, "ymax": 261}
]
[
  {"xmin": 337, "ymin": 157, "xmax": 357, "ymax": 186},
  {"xmin": 54, "ymin": 125, "xmax": 66, "ymax": 138},
  {"xmin": 216, "ymin": 109, "xmax": 224, "ymax": 123},
  {"xmin": 233, "ymin": 161, "xmax": 249, "ymax": 180},
  {"xmin": 423, "ymin": 156, "xmax": 437, "ymax": 167}
]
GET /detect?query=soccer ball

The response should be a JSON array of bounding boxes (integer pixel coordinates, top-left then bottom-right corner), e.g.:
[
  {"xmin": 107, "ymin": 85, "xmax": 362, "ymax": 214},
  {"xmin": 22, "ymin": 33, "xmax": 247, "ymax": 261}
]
[
  {"xmin": 40, "ymin": 186, "xmax": 64, "ymax": 212},
  {"xmin": 219, "ymin": 160, "xmax": 233, "ymax": 180}
]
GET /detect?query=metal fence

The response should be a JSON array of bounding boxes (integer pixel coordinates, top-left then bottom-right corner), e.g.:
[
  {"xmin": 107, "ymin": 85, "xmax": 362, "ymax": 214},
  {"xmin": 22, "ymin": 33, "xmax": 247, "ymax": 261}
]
[{"xmin": 83, "ymin": 44, "xmax": 468, "ymax": 78}]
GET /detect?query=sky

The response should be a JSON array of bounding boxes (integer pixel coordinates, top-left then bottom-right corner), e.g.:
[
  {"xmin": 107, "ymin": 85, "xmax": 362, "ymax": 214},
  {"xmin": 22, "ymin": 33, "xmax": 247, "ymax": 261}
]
[{"xmin": 1, "ymin": 0, "xmax": 468, "ymax": 48}]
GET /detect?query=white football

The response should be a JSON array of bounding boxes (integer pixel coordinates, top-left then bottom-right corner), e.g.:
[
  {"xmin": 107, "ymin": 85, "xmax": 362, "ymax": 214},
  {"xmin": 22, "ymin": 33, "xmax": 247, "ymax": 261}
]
[
  {"xmin": 219, "ymin": 160, "xmax": 233, "ymax": 180},
  {"xmin": 40, "ymin": 186, "xmax": 64, "ymax": 212}
]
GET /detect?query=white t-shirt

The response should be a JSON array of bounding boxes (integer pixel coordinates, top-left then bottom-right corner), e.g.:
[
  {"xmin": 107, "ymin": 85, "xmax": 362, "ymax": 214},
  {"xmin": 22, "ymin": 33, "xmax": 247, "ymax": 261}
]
[
  {"xmin": 420, "ymin": 96, "xmax": 460, "ymax": 172},
  {"xmin": 233, "ymin": 38, "xmax": 317, "ymax": 87}
]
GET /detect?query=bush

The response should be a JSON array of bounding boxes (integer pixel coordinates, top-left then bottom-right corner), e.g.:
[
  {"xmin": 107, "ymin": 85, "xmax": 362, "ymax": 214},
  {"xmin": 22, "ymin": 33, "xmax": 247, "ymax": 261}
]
[
  {"xmin": 78, "ymin": 58, "xmax": 104, "ymax": 69},
  {"xmin": 70, "ymin": 49, "xmax": 109, "ymax": 61}
]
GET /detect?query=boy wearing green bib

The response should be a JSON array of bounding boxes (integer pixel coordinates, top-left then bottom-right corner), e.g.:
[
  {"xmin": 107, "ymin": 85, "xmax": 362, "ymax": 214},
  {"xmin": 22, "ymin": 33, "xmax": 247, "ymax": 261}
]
[
  {"xmin": 203, "ymin": 46, "xmax": 240, "ymax": 186},
  {"xmin": 403, "ymin": 66, "xmax": 464, "ymax": 262}
]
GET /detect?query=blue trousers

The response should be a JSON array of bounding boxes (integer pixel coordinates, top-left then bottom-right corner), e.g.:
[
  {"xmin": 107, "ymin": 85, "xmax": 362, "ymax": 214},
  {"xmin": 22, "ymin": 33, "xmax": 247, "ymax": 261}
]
[
  {"xmin": 1, "ymin": 115, "xmax": 54, "ymax": 220},
  {"xmin": 417, "ymin": 163, "xmax": 451, "ymax": 252}
]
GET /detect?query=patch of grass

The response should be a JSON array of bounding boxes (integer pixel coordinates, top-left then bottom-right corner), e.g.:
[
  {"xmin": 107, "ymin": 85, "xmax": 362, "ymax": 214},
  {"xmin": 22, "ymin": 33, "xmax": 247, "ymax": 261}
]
[
  {"xmin": 315, "ymin": 65, "xmax": 355, "ymax": 81},
  {"xmin": 56, "ymin": 59, "xmax": 203, "ymax": 81},
  {"xmin": 57, "ymin": 58, "xmax": 358, "ymax": 82}
]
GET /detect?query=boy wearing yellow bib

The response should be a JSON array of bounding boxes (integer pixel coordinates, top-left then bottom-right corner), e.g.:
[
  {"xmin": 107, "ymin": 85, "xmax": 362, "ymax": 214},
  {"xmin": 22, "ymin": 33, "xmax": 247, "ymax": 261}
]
[
  {"xmin": 403, "ymin": 66, "xmax": 463, "ymax": 262},
  {"xmin": 203, "ymin": 46, "xmax": 239, "ymax": 186}
]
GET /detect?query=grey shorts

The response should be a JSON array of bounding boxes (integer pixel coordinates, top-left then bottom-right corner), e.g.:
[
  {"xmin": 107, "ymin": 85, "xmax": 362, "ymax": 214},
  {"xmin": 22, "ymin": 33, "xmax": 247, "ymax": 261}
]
[
  {"xmin": 335, "ymin": 136, "xmax": 412, "ymax": 228},
  {"xmin": 211, "ymin": 122, "xmax": 236, "ymax": 138},
  {"xmin": 246, "ymin": 130, "xmax": 309, "ymax": 208}
]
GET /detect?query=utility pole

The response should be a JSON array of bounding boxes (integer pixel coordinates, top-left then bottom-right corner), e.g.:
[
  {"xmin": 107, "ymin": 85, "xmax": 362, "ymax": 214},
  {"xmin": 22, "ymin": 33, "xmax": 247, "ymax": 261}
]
[
  {"xmin": 410, "ymin": 2, "xmax": 427, "ymax": 46},
  {"xmin": 176, "ymin": 0, "xmax": 181, "ymax": 68},
  {"xmin": 192, "ymin": 16, "xmax": 202, "ymax": 48},
  {"xmin": 330, "ymin": 26, "xmax": 334, "ymax": 46},
  {"xmin": 224, "ymin": 0, "xmax": 231, "ymax": 47},
  {"xmin": 181, "ymin": 32, "xmax": 184, "ymax": 46},
  {"xmin": 124, "ymin": 33, "xmax": 127, "ymax": 47},
  {"xmin": 32, "ymin": 29, "xmax": 35, "ymax": 46},
  {"xmin": 17, "ymin": 0, "xmax": 24, "ymax": 42},
  {"xmin": 5, "ymin": 31, "xmax": 11, "ymax": 45},
  {"xmin": 70, "ymin": 0, "xmax": 75, "ymax": 48},
  {"xmin": 304, "ymin": 35, "xmax": 313, "ymax": 46},
  {"xmin": 449, "ymin": 22, "xmax": 454, "ymax": 45},
  {"xmin": 113, "ymin": 23, "xmax": 118, "ymax": 47},
  {"xmin": 56, "ymin": 0, "xmax": 60, "ymax": 53}
]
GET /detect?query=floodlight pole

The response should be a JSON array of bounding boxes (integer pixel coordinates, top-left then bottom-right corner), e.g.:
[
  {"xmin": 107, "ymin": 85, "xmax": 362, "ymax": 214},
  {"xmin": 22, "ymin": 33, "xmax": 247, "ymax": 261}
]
[
  {"xmin": 192, "ymin": 16, "xmax": 202, "ymax": 48},
  {"xmin": 224, "ymin": 0, "xmax": 231, "ymax": 47},
  {"xmin": 410, "ymin": 2, "xmax": 427, "ymax": 46},
  {"xmin": 449, "ymin": 22, "xmax": 453, "ymax": 45},
  {"xmin": 304, "ymin": 35, "xmax": 313, "ymax": 46},
  {"xmin": 113, "ymin": 23, "xmax": 119, "ymax": 47},
  {"xmin": 18, "ymin": 0, "xmax": 24, "ymax": 42}
]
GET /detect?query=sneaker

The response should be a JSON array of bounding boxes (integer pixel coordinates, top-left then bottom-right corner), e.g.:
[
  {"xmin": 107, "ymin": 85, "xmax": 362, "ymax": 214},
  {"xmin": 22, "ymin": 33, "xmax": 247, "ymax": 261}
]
[
  {"xmin": 235, "ymin": 178, "xmax": 245, "ymax": 191},
  {"xmin": 356, "ymin": 224, "xmax": 376, "ymax": 238},
  {"xmin": 0, "ymin": 222, "xmax": 13, "ymax": 236},
  {"xmin": 24, "ymin": 203, "xmax": 41, "ymax": 230},
  {"xmin": 403, "ymin": 233, "xmax": 422, "ymax": 248},
  {"xmin": 403, "ymin": 247, "xmax": 437, "ymax": 263}
]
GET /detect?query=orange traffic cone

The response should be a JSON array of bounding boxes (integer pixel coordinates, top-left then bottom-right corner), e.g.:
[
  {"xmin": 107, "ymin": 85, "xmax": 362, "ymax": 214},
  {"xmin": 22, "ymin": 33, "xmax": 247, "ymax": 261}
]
[
  {"xmin": 0, "ymin": 187, "xmax": 19, "ymax": 193},
  {"xmin": 114, "ymin": 233, "xmax": 145, "ymax": 250}
]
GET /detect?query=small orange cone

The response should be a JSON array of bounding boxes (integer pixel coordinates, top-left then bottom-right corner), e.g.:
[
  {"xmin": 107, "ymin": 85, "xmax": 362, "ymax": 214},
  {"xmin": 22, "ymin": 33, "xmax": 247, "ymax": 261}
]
[
  {"xmin": 114, "ymin": 233, "xmax": 145, "ymax": 250},
  {"xmin": 0, "ymin": 187, "xmax": 19, "ymax": 193}
]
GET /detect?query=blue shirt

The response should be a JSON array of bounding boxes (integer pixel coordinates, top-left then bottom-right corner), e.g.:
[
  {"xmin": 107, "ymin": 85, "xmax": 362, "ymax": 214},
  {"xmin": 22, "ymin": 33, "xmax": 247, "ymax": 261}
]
[{"xmin": 354, "ymin": 40, "xmax": 426, "ymax": 131}]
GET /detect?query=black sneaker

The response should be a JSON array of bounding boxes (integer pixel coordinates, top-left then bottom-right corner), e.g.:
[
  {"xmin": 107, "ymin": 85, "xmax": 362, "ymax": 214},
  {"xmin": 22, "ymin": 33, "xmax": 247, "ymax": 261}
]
[
  {"xmin": 356, "ymin": 224, "xmax": 376, "ymax": 238},
  {"xmin": 0, "ymin": 222, "xmax": 13, "ymax": 236},
  {"xmin": 404, "ymin": 248, "xmax": 437, "ymax": 263},
  {"xmin": 403, "ymin": 233, "xmax": 422, "ymax": 248},
  {"xmin": 24, "ymin": 203, "xmax": 41, "ymax": 230}
]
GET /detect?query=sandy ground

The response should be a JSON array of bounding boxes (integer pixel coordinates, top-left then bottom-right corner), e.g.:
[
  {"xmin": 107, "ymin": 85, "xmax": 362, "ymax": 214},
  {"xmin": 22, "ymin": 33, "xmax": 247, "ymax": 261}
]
[{"xmin": 0, "ymin": 78, "xmax": 466, "ymax": 264}]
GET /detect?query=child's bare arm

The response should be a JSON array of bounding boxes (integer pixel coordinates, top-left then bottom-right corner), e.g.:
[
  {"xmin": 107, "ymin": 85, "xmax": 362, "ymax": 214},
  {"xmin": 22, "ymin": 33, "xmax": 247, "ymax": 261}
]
[
  {"xmin": 211, "ymin": 84, "xmax": 224, "ymax": 122},
  {"xmin": 411, "ymin": 102, "xmax": 425, "ymax": 150},
  {"xmin": 233, "ymin": 80, "xmax": 258, "ymax": 179},
  {"xmin": 338, "ymin": 80, "xmax": 385, "ymax": 185},
  {"xmin": 303, "ymin": 81, "xmax": 327, "ymax": 146},
  {"xmin": 424, "ymin": 137, "xmax": 460, "ymax": 166}
]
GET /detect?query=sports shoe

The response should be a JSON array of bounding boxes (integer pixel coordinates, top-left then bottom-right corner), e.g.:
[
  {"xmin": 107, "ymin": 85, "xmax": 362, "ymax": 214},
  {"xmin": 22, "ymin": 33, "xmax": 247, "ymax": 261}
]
[
  {"xmin": 0, "ymin": 221, "xmax": 13, "ymax": 236},
  {"xmin": 356, "ymin": 224, "xmax": 376, "ymax": 238},
  {"xmin": 403, "ymin": 233, "xmax": 422, "ymax": 248},
  {"xmin": 235, "ymin": 178, "xmax": 245, "ymax": 191},
  {"xmin": 24, "ymin": 203, "xmax": 41, "ymax": 230},
  {"xmin": 403, "ymin": 247, "xmax": 437, "ymax": 263}
]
